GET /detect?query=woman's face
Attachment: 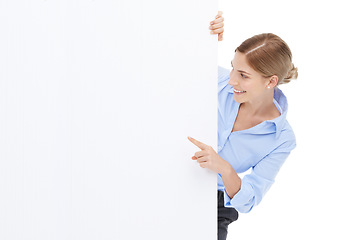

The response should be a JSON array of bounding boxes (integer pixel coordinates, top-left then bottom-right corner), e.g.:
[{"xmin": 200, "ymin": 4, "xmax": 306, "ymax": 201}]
[{"xmin": 228, "ymin": 51, "xmax": 269, "ymax": 104}]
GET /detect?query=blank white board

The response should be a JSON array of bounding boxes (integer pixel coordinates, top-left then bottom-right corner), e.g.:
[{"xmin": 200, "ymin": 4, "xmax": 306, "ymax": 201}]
[{"xmin": 0, "ymin": 1, "xmax": 218, "ymax": 239}]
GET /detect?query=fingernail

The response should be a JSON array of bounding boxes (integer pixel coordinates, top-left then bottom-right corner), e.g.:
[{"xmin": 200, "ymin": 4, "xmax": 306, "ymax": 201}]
[{"xmin": 210, "ymin": 21, "xmax": 214, "ymax": 25}]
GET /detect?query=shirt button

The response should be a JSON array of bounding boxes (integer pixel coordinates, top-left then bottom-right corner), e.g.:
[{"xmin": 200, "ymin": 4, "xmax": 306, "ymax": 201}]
[{"xmin": 218, "ymin": 145, "xmax": 222, "ymax": 151}]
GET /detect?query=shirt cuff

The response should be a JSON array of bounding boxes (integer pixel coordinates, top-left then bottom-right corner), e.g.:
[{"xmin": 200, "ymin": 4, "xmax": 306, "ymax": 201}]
[{"xmin": 223, "ymin": 179, "xmax": 255, "ymax": 213}]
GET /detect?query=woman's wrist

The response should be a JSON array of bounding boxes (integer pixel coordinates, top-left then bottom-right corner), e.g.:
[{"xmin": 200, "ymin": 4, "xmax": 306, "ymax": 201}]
[
  {"xmin": 220, "ymin": 160, "xmax": 242, "ymax": 199},
  {"xmin": 219, "ymin": 159, "xmax": 233, "ymax": 176}
]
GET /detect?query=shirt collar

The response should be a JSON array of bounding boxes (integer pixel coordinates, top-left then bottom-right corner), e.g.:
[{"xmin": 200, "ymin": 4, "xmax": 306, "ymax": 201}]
[
  {"xmin": 227, "ymin": 86, "xmax": 288, "ymax": 139},
  {"xmin": 269, "ymin": 88, "xmax": 287, "ymax": 138}
]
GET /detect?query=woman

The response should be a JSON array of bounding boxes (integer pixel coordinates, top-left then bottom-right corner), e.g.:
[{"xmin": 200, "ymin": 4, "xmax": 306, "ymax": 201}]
[{"xmin": 188, "ymin": 11, "xmax": 298, "ymax": 240}]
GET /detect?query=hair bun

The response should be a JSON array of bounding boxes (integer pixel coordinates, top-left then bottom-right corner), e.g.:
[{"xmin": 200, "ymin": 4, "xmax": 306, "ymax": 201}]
[{"xmin": 281, "ymin": 63, "xmax": 298, "ymax": 84}]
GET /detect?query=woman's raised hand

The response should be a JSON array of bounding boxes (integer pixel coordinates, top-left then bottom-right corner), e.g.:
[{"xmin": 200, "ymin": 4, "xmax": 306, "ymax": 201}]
[
  {"xmin": 209, "ymin": 11, "xmax": 224, "ymax": 41},
  {"xmin": 187, "ymin": 136, "xmax": 230, "ymax": 175}
]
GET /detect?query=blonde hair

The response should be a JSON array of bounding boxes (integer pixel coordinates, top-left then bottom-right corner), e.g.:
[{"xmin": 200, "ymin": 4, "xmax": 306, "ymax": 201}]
[{"xmin": 236, "ymin": 33, "xmax": 298, "ymax": 85}]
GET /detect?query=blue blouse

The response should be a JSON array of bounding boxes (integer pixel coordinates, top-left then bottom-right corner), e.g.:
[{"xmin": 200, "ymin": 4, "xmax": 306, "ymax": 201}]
[{"xmin": 217, "ymin": 66, "xmax": 296, "ymax": 213}]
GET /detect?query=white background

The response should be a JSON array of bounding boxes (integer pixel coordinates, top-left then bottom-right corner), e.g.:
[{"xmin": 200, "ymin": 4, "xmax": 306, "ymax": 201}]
[
  {"xmin": 1, "ymin": 1, "xmax": 359, "ymax": 239},
  {"xmin": 0, "ymin": 1, "xmax": 218, "ymax": 239},
  {"xmin": 217, "ymin": 0, "xmax": 360, "ymax": 239}
]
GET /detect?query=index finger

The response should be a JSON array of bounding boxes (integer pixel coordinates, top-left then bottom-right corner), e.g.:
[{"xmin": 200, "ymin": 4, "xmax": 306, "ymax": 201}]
[{"xmin": 187, "ymin": 136, "xmax": 208, "ymax": 150}]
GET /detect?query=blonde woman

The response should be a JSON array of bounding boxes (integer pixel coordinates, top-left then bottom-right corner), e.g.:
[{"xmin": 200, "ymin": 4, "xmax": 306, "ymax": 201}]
[{"xmin": 188, "ymin": 11, "xmax": 298, "ymax": 240}]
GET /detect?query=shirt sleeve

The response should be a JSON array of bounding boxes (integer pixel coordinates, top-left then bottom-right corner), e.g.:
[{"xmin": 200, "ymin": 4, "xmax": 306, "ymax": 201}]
[{"xmin": 223, "ymin": 138, "xmax": 296, "ymax": 213}]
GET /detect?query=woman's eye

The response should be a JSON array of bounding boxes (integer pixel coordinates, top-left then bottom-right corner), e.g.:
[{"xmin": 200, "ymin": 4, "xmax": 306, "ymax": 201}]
[{"xmin": 241, "ymin": 73, "xmax": 247, "ymax": 78}]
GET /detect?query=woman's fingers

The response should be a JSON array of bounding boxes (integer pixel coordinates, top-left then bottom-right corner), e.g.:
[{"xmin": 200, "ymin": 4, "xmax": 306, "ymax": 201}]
[
  {"xmin": 211, "ymin": 22, "xmax": 224, "ymax": 29},
  {"xmin": 194, "ymin": 150, "xmax": 206, "ymax": 158},
  {"xmin": 199, "ymin": 162, "xmax": 207, "ymax": 168},
  {"xmin": 192, "ymin": 155, "xmax": 206, "ymax": 162},
  {"xmin": 211, "ymin": 16, "xmax": 224, "ymax": 25},
  {"xmin": 209, "ymin": 22, "xmax": 224, "ymax": 30},
  {"xmin": 210, "ymin": 27, "xmax": 224, "ymax": 34},
  {"xmin": 195, "ymin": 157, "xmax": 207, "ymax": 163},
  {"xmin": 209, "ymin": 12, "xmax": 224, "ymax": 38},
  {"xmin": 192, "ymin": 150, "xmax": 207, "ymax": 162},
  {"xmin": 209, "ymin": 23, "xmax": 224, "ymax": 30},
  {"xmin": 187, "ymin": 136, "xmax": 208, "ymax": 150}
]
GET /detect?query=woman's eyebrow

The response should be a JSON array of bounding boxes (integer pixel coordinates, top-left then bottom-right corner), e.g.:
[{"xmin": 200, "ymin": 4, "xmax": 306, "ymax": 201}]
[
  {"xmin": 238, "ymin": 70, "xmax": 251, "ymax": 75},
  {"xmin": 231, "ymin": 61, "xmax": 251, "ymax": 75}
]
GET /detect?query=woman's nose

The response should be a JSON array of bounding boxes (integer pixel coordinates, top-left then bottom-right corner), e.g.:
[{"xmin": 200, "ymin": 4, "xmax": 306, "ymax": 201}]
[{"xmin": 228, "ymin": 78, "xmax": 236, "ymax": 86}]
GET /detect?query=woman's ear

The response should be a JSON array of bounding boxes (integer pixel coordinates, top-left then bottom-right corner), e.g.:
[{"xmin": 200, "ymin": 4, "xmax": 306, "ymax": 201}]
[{"xmin": 267, "ymin": 75, "xmax": 279, "ymax": 88}]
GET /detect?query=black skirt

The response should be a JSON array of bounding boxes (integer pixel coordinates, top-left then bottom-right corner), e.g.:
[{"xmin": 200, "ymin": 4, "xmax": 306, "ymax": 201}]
[{"xmin": 218, "ymin": 190, "xmax": 239, "ymax": 240}]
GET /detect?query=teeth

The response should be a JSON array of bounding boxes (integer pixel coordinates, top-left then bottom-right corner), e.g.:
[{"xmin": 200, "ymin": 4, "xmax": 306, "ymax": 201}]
[{"xmin": 234, "ymin": 89, "xmax": 245, "ymax": 93}]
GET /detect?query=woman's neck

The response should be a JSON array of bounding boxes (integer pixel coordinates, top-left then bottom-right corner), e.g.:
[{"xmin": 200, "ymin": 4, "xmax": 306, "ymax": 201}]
[{"xmin": 240, "ymin": 91, "xmax": 280, "ymax": 119}]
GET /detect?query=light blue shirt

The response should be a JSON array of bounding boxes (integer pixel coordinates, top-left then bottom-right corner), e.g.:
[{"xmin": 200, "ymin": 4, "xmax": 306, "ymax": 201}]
[{"xmin": 217, "ymin": 66, "xmax": 296, "ymax": 213}]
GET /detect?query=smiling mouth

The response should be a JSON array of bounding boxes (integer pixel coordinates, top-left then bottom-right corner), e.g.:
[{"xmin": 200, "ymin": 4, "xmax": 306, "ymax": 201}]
[{"xmin": 233, "ymin": 89, "xmax": 246, "ymax": 94}]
